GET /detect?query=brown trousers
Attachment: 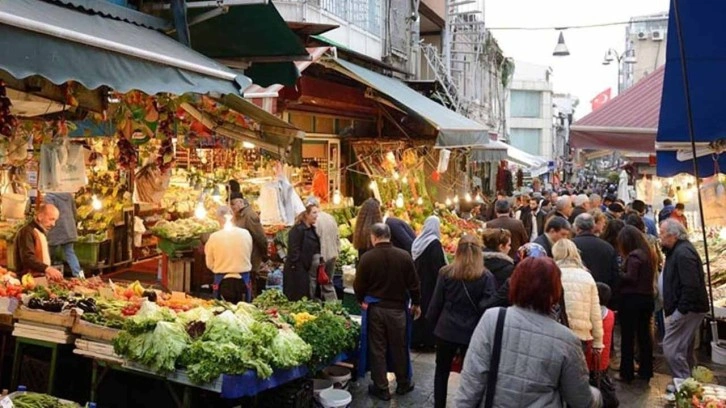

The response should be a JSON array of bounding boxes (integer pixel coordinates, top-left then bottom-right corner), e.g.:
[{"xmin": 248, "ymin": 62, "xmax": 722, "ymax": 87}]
[{"xmin": 367, "ymin": 305, "xmax": 410, "ymax": 390}]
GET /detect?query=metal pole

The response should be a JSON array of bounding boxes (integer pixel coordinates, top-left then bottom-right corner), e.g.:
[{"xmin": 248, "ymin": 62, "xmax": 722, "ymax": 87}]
[{"xmin": 671, "ymin": 0, "xmax": 717, "ymax": 337}]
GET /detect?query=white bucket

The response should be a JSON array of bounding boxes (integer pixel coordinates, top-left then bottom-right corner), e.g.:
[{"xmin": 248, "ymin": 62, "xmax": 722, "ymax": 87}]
[
  {"xmin": 711, "ymin": 342, "xmax": 726, "ymax": 365},
  {"xmin": 1, "ymin": 193, "xmax": 27, "ymax": 220},
  {"xmin": 322, "ymin": 366, "xmax": 351, "ymax": 390},
  {"xmin": 317, "ymin": 389, "xmax": 351, "ymax": 408},
  {"xmin": 313, "ymin": 379, "xmax": 334, "ymax": 397}
]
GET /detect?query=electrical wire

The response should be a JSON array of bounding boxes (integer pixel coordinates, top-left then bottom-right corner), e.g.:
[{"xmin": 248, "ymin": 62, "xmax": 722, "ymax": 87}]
[{"xmin": 487, "ymin": 18, "xmax": 659, "ymax": 31}]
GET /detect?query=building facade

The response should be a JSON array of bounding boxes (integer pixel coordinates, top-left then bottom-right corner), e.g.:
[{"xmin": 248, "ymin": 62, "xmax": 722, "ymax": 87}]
[
  {"xmin": 505, "ymin": 61, "xmax": 554, "ymax": 160},
  {"xmin": 622, "ymin": 12, "xmax": 668, "ymax": 91}
]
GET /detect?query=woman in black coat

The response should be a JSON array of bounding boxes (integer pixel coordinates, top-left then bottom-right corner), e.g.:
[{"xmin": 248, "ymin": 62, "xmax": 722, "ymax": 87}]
[
  {"xmin": 283, "ymin": 204, "xmax": 321, "ymax": 301},
  {"xmin": 481, "ymin": 228, "xmax": 514, "ymax": 288},
  {"xmin": 411, "ymin": 216, "xmax": 447, "ymax": 350},
  {"xmin": 426, "ymin": 234, "xmax": 496, "ymax": 408}
]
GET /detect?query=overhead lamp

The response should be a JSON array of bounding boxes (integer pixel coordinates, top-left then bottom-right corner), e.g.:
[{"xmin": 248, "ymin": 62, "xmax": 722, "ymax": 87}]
[
  {"xmin": 475, "ymin": 193, "xmax": 482, "ymax": 202},
  {"xmin": 393, "ymin": 171, "xmax": 400, "ymax": 181},
  {"xmin": 465, "ymin": 192, "xmax": 472, "ymax": 203},
  {"xmin": 369, "ymin": 180, "xmax": 377, "ymax": 190},
  {"xmin": 211, "ymin": 185, "xmax": 222, "ymax": 203},
  {"xmin": 416, "ymin": 197, "xmax": 423, "ymax": 205},
  {"xmin": 91, "ymin": 194, "xmax": 103, "ymax": 211},
  {"xmin": 194, "ymin": 201, "xmax": 207, "ymax": 220},
  {"xmin": 223, "ymin": 213, "xmax": 234, "ymax": 231},
  {"xmin": 603, "ymin": 50, "xmax": 615, "ymax": 64},
  {"xmin": 402, "ymin": 176, "xmax": 408, "ymax": 184},
  {"xmin": 242, "ymin": 141, "xmax": 255, "ymax": 149},
  {"xmin": 395, "ymin": 193, "xmax": 405, "ymax": 208},
  {"xmin": 453, "ymin": 194, "xmax": 460, "ymax": 203},
  {"xmin": 552, "ymin": 31, "xmax": 570, "ymax": 57},
  {"xmin": 332, "ymin": 190, "xmax": 342, "ymax": 205},
  {"xmin": 445, "ymin": 197, "xmax": 452, "ymax": 207}
]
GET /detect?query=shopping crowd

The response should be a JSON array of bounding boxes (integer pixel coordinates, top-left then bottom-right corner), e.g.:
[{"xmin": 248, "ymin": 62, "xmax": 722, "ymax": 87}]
[{"xmin": 349, "ymin": 189, "xmax": 709, "ymax": 408}]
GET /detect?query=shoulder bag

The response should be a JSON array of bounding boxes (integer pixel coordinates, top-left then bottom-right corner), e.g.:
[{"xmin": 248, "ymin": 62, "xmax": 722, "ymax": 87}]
[{"xmin": 484, "ymin": 307, "xmax": 507, "ymax": 408}]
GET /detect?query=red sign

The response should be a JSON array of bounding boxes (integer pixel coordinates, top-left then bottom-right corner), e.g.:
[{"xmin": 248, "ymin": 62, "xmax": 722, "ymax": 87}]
[{"xmin": 590, "ymin": 88, "xmax": 612, "ymax": 111}]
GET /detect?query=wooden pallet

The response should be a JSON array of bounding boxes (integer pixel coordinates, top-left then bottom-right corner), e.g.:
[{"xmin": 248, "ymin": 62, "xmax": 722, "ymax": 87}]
[
  {"xmin": 14, "ymin": 307, "xmax": 77, "ymax": 328},
  {"xmin": 72, "ymin": 319, "xmax": 120, "ymax": 343}
]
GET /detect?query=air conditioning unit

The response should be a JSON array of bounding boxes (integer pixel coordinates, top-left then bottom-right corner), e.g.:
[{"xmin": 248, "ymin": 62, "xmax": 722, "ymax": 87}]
[
  {"xmin": 637, "ymin": 31, "xmax": 647, "ymax": 40},
  {"xmin": 651, "ymin": 30, "xmax": 664, "ymax": 41}
]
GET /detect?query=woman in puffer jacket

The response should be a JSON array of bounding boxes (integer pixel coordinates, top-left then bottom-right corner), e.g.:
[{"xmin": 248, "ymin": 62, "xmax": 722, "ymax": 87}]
[
  {"xmin": 552, "ymin": 239, "xmax": 604, "ymax": 353},
  {"xmin": 481, "ymin": 228, "xmax": 514, "ymax": 289}
]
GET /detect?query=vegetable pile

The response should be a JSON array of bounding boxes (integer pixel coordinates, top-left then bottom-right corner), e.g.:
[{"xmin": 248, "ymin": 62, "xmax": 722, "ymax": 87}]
[
  {"xmin": 10, "ymin": 392, "xmax": 78, "ymax": 408},
  {"xmin": 150, "ymin": 218, "xmax": 219, "ymax": 242}
]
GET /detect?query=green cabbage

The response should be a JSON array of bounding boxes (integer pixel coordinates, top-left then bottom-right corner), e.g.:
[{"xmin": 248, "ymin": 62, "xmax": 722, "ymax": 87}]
[{"xmin": 270, "ymin": 328, "xmax": 312, "ymax": 369}]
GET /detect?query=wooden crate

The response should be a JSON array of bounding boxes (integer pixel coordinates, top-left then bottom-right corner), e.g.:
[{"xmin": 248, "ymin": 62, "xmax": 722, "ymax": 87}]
[
  {"xmin": 14, "ymin": 307, "xmax": 77, "ymax": 328},
  {"xmin": 168, "ymin": 258, "xmax": 192, "ymax": 293},
  {"xmin": 72, "ymin": 319, "xmax": 120, "ymax": 342}
]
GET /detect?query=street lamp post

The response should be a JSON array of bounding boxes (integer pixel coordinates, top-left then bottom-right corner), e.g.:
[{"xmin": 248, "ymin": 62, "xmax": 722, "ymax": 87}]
[{"xmin": 602, "ymin": 48, "xmax": 637, "ymax": 94}]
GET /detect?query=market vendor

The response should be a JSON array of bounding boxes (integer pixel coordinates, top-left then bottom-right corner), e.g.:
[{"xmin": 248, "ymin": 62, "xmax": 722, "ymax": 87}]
[
  {"xmin": 230, "ymin": 191, "xmax": 268, "ymax": 294},
  {"xmin": 14, "ymin": 204, "xmax": 63, "ymax": 281},
  {"xmin": 205, "ymin": 206, "xmax": 253, "ymax": 303},
  {"xmin": 308, "ymin": 160, "xmax": 328, "ymax": 203}
]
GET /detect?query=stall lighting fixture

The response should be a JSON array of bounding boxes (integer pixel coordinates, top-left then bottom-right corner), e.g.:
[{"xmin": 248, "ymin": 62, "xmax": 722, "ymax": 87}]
[
  {"xmin": 720, "ymin": 227, "xmax": 726, "ymax": 241},
  {"xmin": 445, "ymin": 197, "xmax": 452, "ymax": 207},
  {"xmin": 402, "ymin": 176, "xmax": 408, "ymax": 184},
  {"xmin": 369, "ymin": 181, "xmax": 377, "ymax": 190},
  {"xmin": 333, "ymin": 190, "xmax": 342, "ymax": 205},
  {"xmin": 242, "ymin": 141, "xmax": 256, "ymax": 149},
  {"xmin": 416, "ymin": 197, "xmax": 423, "ymax": 205},
  {"xmin": 465, "ymin": 193, "xmax": 472, "ymax": 203},
  {"xmin": 475, "ymin": 193, "xmax": 482, "ymax": 202},
  {"xmin": 453, "ymin": 195, "xmax": 460, "ymax": 203},
  {"xmin": 194, "ymin": 201, "xmax": 207, "ymax": 220},
  {"xmin": 211, "ymin": 186, "xmax": 222, "ymax": 203},
  {"xmin": 395, "ymin": 193, "xmax": 405, "ymax": 208},
  {"xmin": 393, "ymin": 171, "xmax": 400, "ymax": 181},
  {"xmin": 223, "ymin": 213, "xmax": 234, "ymax": 231},
  {"xmin": 91, "ymin": 195, "xmax": 102, "ymax": 211}
]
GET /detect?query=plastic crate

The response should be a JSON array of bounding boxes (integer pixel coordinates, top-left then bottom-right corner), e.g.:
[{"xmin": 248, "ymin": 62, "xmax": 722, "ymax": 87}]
[
  {"xmin": 257, "ymin": 378, "xmax": 313, "ymax": 408},
  {"xmin": 74, "ymin": 240, "xmax": 110, "ymax": 267},
  {"xmin": 157, "ymin": 238, "xmax": 200, "ymax": 257}
]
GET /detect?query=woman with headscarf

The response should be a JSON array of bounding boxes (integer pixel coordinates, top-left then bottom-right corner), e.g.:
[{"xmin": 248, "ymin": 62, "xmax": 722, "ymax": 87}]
[{"xmin": 411, "ymin": 216, "xmax": 447, "ymax": 350}]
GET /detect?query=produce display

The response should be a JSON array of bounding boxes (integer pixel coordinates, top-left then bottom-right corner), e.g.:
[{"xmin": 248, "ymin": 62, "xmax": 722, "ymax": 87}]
[
  {"xmin": 150, "ymin": 218, "xmax": 219, "ymax": 243},
  {"xmin": 9, "ymin": 392, "xmax": 78, "ymax": 408},
  {"xmin": 676, "ymin": 367, "xmax": 726, "ymax": 407},
  {"xmin": 335, "ymin": 239, "xmax": 357, "ymax": 274}
]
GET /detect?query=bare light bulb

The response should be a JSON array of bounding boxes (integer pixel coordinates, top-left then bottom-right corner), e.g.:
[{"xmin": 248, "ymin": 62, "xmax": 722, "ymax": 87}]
[
  {"xmin": 242, "ymin": 141, "xmax": 255, "ymax": 149},
  {"xmin": 194, "ymin": 201, "xmax": 207, "ymax": 220},
  {"xmin": 333, "ymin": 190, "xmax": 342, "ymax": 205},
  {"xmin": 453, "ymin": 195, "xmax": 460, "ymax": 203},
  {"xmin": 369, "ymin": 181, "xmax": 377, "ymax": 190},
  {"xmin": 223, "ymin": 213, "xmax": 234, "ymax": 231},
  {"xmin": 91, "ymin": 195, "xmax": 102, "ymax": 211},
  {"xmin": 393, "ymin": 171, "xmax": 400, "ymax": 181},
  {"xmin": 416, "ymin": 197, "xmax": 423, "ymax": 205},
  {"xmin": 720, "ymin": 227, "xmax": 726, "ymax": 241},
  {"xmin": 465, "ymin": 193, "xmax": 472, "ymax": 202},
  {"xmin": 402, "ymin": 176, "xmax": 408, "ymax": 184},
  {"xmin": 445, "ymin": 197, "xmax": 452, "ymax": 206},
  {"xmin": 475, "ymin": 193, "xmax": 482, "ymax": 202},
  {"xmin": 395, "ymin": 193, "xmax": 405, "ymax": 208}
]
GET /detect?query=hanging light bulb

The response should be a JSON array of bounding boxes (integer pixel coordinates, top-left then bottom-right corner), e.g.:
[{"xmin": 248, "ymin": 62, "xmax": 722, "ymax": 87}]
[
  {"xmin": 393, "ymin": 171, "xmax": 400, "ymax": 181},
  {"xmin": 453, "ymin": 194, "xmax": 460, "ymax": 203},
  {"xmin": 194, "ymin": 201, "xmax": 207, "ymax": 220},
  {"xmin": 475, "ymin": 193, "xmax": 482, "ymax": 202},
  {"xmin": 416, "ymin": 197, "xmax": 423, "ymax": 205},
  {"xmin": 211, "ymin": 185, "xmax": 222, "ymax": 203},
  {"xmin": 402, "ymin": 176, "xmax": 408, "ymax": 184},
  {"xmin": 385, "ymin": 151, "xmax": 396, "ymax": 164},
  {"xmin": 223, "ymin": 213, "xmax": 234, "ymax": 231},
  {"xmin": 91, "ymin": 194, "xmax": 102, "ymax": 211},
  {"xmin": 720, "ymin": 227, "xmax": 726, "ymax": 241},
  {"xmin": 395, "ymin": 193, "xmax": 405, "ymax": 208},
  {"xmin": 369, "ymin": 180, "xmax": 378, "ymax": 190},
  {"xmin": 445, "ymin": 197, "xmax": 452, "ymax": 206},
  {"xmin": 333, "ymin": 190, "xmax": 342, "ymax": 205},
  {"xmin": 465, "ymin": 192, "xmax": 472, "ymax": 202},
  {"xmin": 242, "ymin": 141, "xmax": 256, "ymax": 149}
]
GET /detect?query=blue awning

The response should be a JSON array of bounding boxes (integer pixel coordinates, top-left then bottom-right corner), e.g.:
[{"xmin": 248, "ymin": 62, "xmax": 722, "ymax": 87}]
[
  {"xmin": 656, "ymin": 0, "xmax": 726, "ymax": 177},
  {"xmin": 325, "ymin": 58, "xmax": 489, "ymax": 147},
  {"xmin": 0, "ymin": 0, "xmax": 249, "ymax": 98}
]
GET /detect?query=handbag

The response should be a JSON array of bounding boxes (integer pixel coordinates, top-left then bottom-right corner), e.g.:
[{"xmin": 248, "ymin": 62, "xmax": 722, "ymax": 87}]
[
  {"xmin": 589, "ymin": 350, "xmax": 620, "ymax": 408},
  {"xmin": 450, "ymin": 282, "xmax": 478, "ymax": 374},
  {"xmin": 483, "ymin": 307, "xmax": 507, "ymax": 408},
  {"xmin": 316, "ymin": 257, "xmax": 330, "ymax": 285}
]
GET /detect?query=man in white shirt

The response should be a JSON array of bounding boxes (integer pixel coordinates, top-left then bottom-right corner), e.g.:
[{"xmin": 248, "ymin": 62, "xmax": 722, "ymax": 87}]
[
  {"xmin": 308, "ymin": 197, "xmax": 339, "ymax": 301},
  {"xmin": 205, "ymin": 206, "xmax": 253, "ymax": 303}
]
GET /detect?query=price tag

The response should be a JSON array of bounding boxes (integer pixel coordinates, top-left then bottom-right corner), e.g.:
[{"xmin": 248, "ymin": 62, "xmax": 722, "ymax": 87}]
[{"xmin": 0, "ymin": 396, "xmax": 14, "ymax": 408}]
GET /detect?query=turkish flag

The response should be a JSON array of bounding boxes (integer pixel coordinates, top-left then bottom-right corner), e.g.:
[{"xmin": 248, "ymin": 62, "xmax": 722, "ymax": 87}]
[{"xmin": 590, "ymin": 88, "xmax": 612, "ymax": 111}]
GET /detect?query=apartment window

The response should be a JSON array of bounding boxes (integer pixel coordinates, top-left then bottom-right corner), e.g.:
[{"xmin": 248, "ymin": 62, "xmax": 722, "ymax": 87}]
[
  {"xmin": 509, "ymin": 128, "xmax": 542, "ymax": 156},
  {"xmin": 510, "ymin": 90, "xmax": 541, "ymax": 118},
  {"xmin": 318, "ymin": 0, "xmax": 381, "ymax": 36}
]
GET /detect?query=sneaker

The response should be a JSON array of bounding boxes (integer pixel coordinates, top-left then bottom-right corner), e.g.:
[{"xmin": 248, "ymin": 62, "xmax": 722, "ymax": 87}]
[
  {"xmin": 368, "ymin": 384, "xmax": 391, "ymax": 401},
  {"xmin": 396, "ymin": 382, "xmax": 415, "ymax": 395}
]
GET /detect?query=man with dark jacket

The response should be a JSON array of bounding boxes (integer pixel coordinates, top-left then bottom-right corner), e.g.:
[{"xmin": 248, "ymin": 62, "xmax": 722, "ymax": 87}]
[
  {"xmin": 572, "ymin": 213, "xmax": 620, "ymax": 291},
  {"xmin": 631, "ymin": 199, "xmax": 657, "ymax": 236},
  {"xmin": 15, "ymin": 204, "xmax": 63, "ymax": 281},
  {"xmin": 659, "ymin": 198, "xmax": 675, "ymax": 224},
  {"xmin": 485, "ymin": 200, "xmax": 528, "ymax": 259},
  {"xmin": 231, "ymin": 192, "xmax": 269, "ymax": 294},
  {"xmin": 355, "ymin": 223, "xmax": 420, "ymax": 401},
  {"xmin": 568, "ymin": 194, "xmax": 589, "ymax": 224},
  {"xmin": 659, "ymin": 219, "xmax": 709, "ymax": 379},
  {"xmin": 533, "ymin": 216, "xmax": 571, "ymax": 258},
  {"xmin": 536, "ymin": 199, "xmax": 552, "ymax": 237}
]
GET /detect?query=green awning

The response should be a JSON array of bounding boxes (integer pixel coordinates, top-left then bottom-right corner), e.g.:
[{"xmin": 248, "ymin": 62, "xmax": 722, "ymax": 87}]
[
  {"xmin": 49, "ymin": 0, "xmax": 171, "ymax": 30},
  {"xmin": 243, "ymin": 62, "xmax": 300, "ymax": 88},
  {"xmin": 326, "ymin": 58, "xmax": 489, "ymax": 146},
  {"xmin": 0, "ymin": 0, "xmax": 249, "ymax": 97},
  {"xmin": 189, "ymin": 3, "xmax": 307, "ymax": 59}
]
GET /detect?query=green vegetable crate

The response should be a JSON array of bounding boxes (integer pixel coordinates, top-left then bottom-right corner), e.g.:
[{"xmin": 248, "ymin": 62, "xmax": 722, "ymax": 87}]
[
  {"xmin": 74, "ymin": 240, "xmax": 110, "ymax": 267},
  {"xmin": 157, "ymin": 238, "xmax": 200, "ymax": 257}
]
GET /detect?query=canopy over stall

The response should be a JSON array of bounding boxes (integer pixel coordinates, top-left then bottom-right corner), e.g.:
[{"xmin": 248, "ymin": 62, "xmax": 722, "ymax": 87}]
[
  {"xmin": 470, "ymin": 140, "xmax": 547, "ymax": 170},
  {"xmin": 656, "ymin": 1, "xmax": 726, "ymax": 178},
  {"xmin": 321, "ymin": 58, "xmax": 490, "ymax": 148},
  {"xmin": 0, "ymin": 0, "xmax": 250, "ymax": 112},
  {"xmin": 570, "ymin": 66, "xmax": 662, "ymax": 152}
]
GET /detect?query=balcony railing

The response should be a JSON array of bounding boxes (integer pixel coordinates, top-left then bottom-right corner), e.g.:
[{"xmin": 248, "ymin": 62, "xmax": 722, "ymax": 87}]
[{"xmin": 307, "ymin": 0, "xmax": 382, "ymax": 37}]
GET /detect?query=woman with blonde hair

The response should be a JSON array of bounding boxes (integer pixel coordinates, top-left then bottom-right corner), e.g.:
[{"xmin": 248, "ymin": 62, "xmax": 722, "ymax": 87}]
[
  {"xmin": 552, "ymin": 239, "xmax": 604, "ymax": 353},
  {"xmin": 427, "ymin": 234, "xmax": 496, "ymax": 408}
]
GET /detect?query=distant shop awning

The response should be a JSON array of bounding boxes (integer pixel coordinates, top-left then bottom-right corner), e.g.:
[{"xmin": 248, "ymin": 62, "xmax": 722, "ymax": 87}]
[
  {"xmin": 244, "ymin": 47, "xmax": 331, "ymax": 99},
  {"xmin": 469, "ymin": 140, "xmax": 547, "ymax": 169},
  {"xmin": 181, "ymin": 95, "xmax": 305, "ymax": 166},
  {"xmin": 324, "ymin": 58, "xmax": 489, "ymax": 147},
  {"xmin": 189, "ymin": 3, "xmax": 309, "ymax": 87},
  {"xmin": 570, "ymin": 66, "xmax": 663, "ymax": 152},
  {"xmin": 656, "ymin": 2, "xmax": 726, "ymax": 177},
  {"xmin": 0, "ymin": 0, "xmax": 249, "ymax": 99}
]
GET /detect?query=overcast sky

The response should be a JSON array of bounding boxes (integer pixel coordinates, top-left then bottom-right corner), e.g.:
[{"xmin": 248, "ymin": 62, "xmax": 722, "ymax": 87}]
[{"xmin": 485, "ymin": 0, "xmax": 669, "ymax": 119}]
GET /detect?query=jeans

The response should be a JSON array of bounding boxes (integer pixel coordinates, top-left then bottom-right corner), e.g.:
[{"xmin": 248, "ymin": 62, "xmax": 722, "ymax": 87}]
[
  {"xmin": 434, "ymin": 338, "xmax": 467, "ymax": 408},
  {"xmin": 50, "ymin": 243, "xmax": 82, "ymax": 277},
  {"xmin": 619, "ymin": 294, "xmax": 654, "ymax": 379}
]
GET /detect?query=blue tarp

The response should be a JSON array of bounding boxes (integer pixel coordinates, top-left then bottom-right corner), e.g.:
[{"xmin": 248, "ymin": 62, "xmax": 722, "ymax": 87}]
[{"xmin": 656, "ymin": 0, "xmax": 726, "ymax": 177}]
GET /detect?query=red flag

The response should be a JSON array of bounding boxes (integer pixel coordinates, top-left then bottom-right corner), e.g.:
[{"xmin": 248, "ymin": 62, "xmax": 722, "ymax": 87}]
[{"xmin": 590, "ymin": 88, "xmax": 612, "ymax": 111}]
